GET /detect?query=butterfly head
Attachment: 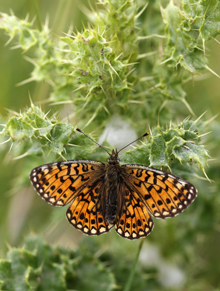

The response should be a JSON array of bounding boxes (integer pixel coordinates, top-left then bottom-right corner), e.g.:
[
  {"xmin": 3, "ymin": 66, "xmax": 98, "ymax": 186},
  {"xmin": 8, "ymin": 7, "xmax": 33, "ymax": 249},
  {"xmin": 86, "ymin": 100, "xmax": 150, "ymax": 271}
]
[{"xmin": 108, "ymin": 149, "xmax": 120, "ymax": 164}]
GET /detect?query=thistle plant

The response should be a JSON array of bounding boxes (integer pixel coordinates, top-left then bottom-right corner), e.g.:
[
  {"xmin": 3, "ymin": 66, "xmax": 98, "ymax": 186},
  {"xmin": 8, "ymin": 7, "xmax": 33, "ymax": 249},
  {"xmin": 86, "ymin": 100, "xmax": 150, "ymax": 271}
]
[{"xmin": 0, "ymin": 0, "xmax": 220, "ymax": 290}]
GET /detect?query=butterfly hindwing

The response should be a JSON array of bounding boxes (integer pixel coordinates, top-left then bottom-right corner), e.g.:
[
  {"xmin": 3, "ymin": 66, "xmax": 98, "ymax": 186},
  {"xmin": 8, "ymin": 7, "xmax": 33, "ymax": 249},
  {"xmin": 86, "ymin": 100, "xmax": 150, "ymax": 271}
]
[
  {"xmin": 121, "ymin": 165, "xmax": 197, "ymax": 219},
  {"xmin": 30, "ymin": 160, "xmax": 105, "ymax": 206},
  {"xmin": 115, "ymin": 183, "xmax": 154, "ymax": 239},
  {"xmin": 66, "ymin": 181, "xmax": 114, "ymax": 235}
]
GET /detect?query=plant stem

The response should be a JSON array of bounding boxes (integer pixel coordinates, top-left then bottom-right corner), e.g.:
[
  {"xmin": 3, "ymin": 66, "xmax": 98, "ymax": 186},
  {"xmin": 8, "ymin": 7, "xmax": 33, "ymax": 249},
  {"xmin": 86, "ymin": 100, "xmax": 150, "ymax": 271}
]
[
  {"xmin": 33, "ymin": 0, "xmax": 42, "ymax": 31},
  {"xmin": 123, "ymin": 238, "xmax": 145, "ymax": 291}
]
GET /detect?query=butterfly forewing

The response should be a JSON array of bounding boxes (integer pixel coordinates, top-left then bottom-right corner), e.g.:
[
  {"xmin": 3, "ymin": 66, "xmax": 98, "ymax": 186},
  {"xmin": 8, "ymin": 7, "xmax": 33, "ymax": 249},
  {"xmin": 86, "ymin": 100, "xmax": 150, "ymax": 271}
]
[
  {"xmin": 115, "ymin": 184, "xmax": 154, "ymax": 239},
  {"xmin": 30, "ymin": 160, "xmax": 105, "ymax": 206},
  {"xmin": 121, "ymin": 165, "xmax": 197, "ymax": 219}
]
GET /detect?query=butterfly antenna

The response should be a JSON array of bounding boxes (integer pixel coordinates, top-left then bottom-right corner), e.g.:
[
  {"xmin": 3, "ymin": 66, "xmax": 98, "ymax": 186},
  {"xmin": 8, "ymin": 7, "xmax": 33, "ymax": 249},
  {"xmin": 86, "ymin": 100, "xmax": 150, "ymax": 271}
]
[
  {"xmin": 76, "ymin": 128, "xmax": 111, "ymax": 156},
  {"xmin": 118, "ymin": 132, "xmax": 149, "ymax": 153}
]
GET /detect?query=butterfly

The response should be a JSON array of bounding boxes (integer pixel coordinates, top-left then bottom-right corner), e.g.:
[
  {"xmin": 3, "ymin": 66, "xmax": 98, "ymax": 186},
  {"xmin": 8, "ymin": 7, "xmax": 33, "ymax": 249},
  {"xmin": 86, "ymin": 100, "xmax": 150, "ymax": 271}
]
[{"xmin": 30, "ymin": 128, "xmax": 197, "ymax": 240}]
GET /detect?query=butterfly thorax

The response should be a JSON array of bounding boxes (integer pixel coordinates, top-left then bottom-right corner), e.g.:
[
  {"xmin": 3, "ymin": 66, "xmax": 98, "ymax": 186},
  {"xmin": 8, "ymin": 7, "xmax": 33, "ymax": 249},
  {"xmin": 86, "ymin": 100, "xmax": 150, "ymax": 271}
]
[
  {"xmin": 105, "ymin": 150, "xmax": 121, "ymax": 224},
  {"xmin": 108, "ymin": 149, "xmax": 120, "ymax": 164}
]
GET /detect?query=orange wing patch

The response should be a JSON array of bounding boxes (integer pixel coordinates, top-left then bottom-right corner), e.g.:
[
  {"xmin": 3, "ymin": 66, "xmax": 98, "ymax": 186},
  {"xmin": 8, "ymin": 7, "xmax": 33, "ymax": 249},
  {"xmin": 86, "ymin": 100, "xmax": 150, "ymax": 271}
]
[
  {"xmin": 115, "ymin": 186, "xmax": 154, "ymax": 239},
  {"xmin": 66, "ymin": 183, "xmax": 113, "ymax": 235},
  {"xmin": 30, "ymin": 161, "xmax": 104, "ymax": 206},
  {"xmin": 122, "ymin": 165, "xmax": 197, "ymax": 219}
]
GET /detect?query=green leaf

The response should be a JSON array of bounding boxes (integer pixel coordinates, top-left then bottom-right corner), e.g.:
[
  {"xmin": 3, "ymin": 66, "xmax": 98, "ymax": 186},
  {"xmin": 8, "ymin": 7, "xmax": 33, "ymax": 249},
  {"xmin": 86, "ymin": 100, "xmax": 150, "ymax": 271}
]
[
  {"xmin": 120, "ymin": 146, "xmax": 150, "ymax": 165},
  {"xmin": 0, "ymin": 261, "xmax": 15, "ymax": 291},
  {"xmin": 181, "ymin": 50, "xmax": 207, "ymax": 73},
  {"xmin": 66, "ymin": 131, "xmax": 97, "ymax": 160},
  {"xmin": 182, "ymin": 0, "xmax": 220, "ymax": 41},
  {"xmin": 0, "ymin": 236, "xmax": 117, "ymax": 291},
  {"xmin": 49, "ymin": 123, "xmax": 73, "ymax": 154},
  {"xmin": 5, "ymin": 117, "xmax": 34, "ymax": 140},
  {"xmin": 173, "ymin": 142, "xmax": 208, "ymax": 168},
  {"xmin": 150, "ymin": 134, "xmax": 169, "ymax": 167},
  {"xmin": 5, "ymin": 249, "xmax": 37, "ymax": 291},
  {"xmin": 0, "ymin": 13, "xmax": 38, "ymax": 50},
  {"xmin": 73, "ymin": 261, "xmax": 115, "ymax": 291}
]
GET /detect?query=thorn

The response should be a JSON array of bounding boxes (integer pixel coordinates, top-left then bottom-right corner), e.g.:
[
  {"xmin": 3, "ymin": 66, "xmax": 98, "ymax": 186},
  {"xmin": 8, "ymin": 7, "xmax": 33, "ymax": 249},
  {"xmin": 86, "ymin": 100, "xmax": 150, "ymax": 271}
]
[
  {"xmin": 23, "ymin": 56, "xmax": 37, "ymax": 65},
  {"xmin": 198, "ymin": 131, "xmax": 211, "ymax": 138},
  {"xmin": 16, "ymin": 77, "xmax": 35, "ymax": 87},
  {"xmin": 44, "ymin": 110, "xmax": 51, "ymax": 118},
  {"xmin": 5, "ymin": 108, "xmax": 19, "ymax": 116},
  {"xmin": 169, "ymin": 120, "xmax": 172, "ymax": 129},
  {"xmin": 183, "ymin": 73, "xmax": 211, "ymax": 84},
  {"xmin": 8, "ymin": 141, "xmax": 13, "ymax": 153},
  {"xmin": 67, "ymin": 143, "xmax": 80, "ymax": 147},
  {"xmin": 84, "ymin": 90, "xmax": 92, "ymax": 100},
  {"xmin": 25, "ymin": 13, "xmax": 29, "ymax": 22},
  {"xmin": 114, "ymin": 53, "xmax": 123, "ymax": 61},
  {"xmin": 13, "ymin": 152, "xmax": 29, "ymax": 160},
  {"xmin": 72, "ymin": 84, "xmax": 86, "ymax": 92},
  {"xmin": 5, "ymin": 37, "xmax": 14, "ymax": 47},
  {"xmin": 0, "ymin": 137, "xmax": 11, "ymax": 145},
  {"xmin": 59, "ymin": 152, "xmax": 67, "ymax": 161},
  {"xmin": 214, "ymin": 38, "xmax": 220, "ymax": 45},
  {"xmin": 196, "ymin": 111, "xmax": 208, "ymax": 123},
  {"xmin": 50, "ymin": 100, "xmax": 73, "ymax": 106},
  {"xmin": 9, "ymin": 9, "xmax": 14, "ymax": 16},
  {"xmin": 182, "ymin": 115, "xmax": 191, "ymax": 123},
  {"xmin": 5, "ymin": 241, "xmax": 12, "ymax": 251},
  {"xmin": 182, "ymin": 98, "xmax": 195, "ymax": 116},
  {"xmin": 126, "ymin": 68, "xmax": 136, "ymax": 78},
  {"xmin": 128, "ymin": 100, "xmax": 144, "ymax": 104},
  {"xmin": 159, "ymin": 57, "xmax": 173, "ymax": 65},
  {"xmin": 31, "ymin": 16, "xmax": 36, "ymax": 26},
  {"xmin": 202, "ymin": 168, "xmax": 211, "ymax": 183},
  {"xmin": 63, "ymin": 32, "xmax": 76, "ymax": 39},
  {"xmin": 108, "ymin": 61, "xmax": 119, "ymax": 77},
  {"xmin": 101, "ymin": 28, "xmax": 106, "ymax": 37},
  {"xmin": 135, "ymin": 2, "xmax": 149, "ymax": 19},
  {"xmin": 44, "ymin": 135, "xmax": 52, "ymax": 143},
  {"xmin": 138, "ymin": 34, "xmax": 166, "ymax": 40},
  {"xmin": 204, "ymin": 114, "xmax": 218, "ymax": 125},
  {"xmin": 103, "ymin": 106, "xmax": 110, "ymax": 115},
  {"xmin": 137, "ymin": 51, "xmax": 157, "ymax": 60},
  {"xmin": 193, "ymin": 174, "xmax": 214, "ymax": 182},
  {"xmin": 203, "ymin": 39, "xmax": 205, "ymax": 55},
  {"xmin": 126, "ymin": 87, "xmax": 136, "ymax": 92},
  {"xmin": 133, "ymin": 90, "xmax": 150, "ymax": 97},
  {"xmin": 122, "ymin": 62, "xmax": 139, "ymax": 67},
  {"xmin": 148, "ymin": 125, "xmax": 152, "ymax": 136},
  {"xmin": 10, "ymin": 44, "xmax": 21, "ymax": 50},
  {"xmin": 205, "ymin": 65, "xmax": 220, "ymax": 78},
  {"xmin": 85, "ymin": 111, "xmax": 98, "ymax": 127},
  {"xmin": 140, "ymin": 76, "xmax": 155, "ymax": 82},
  {"xmin": 28, "ymin": 92, "xmax": 34, "ymax": 107},
  {"xmin": 88, "ymin": 0, "xmax": 96, "ymax": 14}
]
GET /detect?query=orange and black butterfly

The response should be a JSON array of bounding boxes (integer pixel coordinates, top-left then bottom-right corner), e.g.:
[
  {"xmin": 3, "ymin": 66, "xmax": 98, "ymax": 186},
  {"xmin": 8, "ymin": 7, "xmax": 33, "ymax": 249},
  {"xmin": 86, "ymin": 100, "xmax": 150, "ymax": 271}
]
[{"xmin": 30, "ymin": 128, "xmax": 197, "ymax": 240}]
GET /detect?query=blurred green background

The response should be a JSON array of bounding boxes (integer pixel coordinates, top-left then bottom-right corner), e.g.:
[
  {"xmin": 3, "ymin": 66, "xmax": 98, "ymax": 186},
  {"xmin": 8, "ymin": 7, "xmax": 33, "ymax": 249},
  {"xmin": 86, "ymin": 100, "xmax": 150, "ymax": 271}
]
[{"xmin": 0, "ymin": 1, "xmax": 220, "ymax": 290}]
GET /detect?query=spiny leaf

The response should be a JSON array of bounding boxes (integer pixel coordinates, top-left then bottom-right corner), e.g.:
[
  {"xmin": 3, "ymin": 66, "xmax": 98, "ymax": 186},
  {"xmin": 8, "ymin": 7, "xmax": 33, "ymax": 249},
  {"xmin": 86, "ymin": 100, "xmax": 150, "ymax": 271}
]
[{"xmin": 0, "ymin": 236, "xmax": 115, "ymax": 291}]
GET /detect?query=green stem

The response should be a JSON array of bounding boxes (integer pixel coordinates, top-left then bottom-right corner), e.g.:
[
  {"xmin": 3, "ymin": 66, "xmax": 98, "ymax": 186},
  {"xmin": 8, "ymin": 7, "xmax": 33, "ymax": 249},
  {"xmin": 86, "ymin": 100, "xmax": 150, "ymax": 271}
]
[
  {"xmin": 123, "ymin": 238, "xmax": 145, "ymax": 291},
  {"xmin": 33, "ymin": 0, "xmax": 42, "ymax": 31}
]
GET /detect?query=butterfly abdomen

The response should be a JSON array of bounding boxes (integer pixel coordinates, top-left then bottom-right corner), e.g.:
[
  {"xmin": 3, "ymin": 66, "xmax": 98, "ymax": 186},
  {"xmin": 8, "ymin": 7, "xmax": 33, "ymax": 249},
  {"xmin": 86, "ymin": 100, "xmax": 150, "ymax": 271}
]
[{"xmin": 105, "ymin": 164, "xmax": 120, "ymax": 224}]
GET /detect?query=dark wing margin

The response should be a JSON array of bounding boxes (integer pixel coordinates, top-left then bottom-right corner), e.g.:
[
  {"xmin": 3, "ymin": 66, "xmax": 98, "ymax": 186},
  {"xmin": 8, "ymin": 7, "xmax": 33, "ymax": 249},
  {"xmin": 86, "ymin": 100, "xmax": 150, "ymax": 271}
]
[
  {"xmin": 30, "ymin": 160, "xmax": 105, "ymax": 206},
  {"xmin": 121, "ymin": 164, "xmax": 197, "ymax": 219}
]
